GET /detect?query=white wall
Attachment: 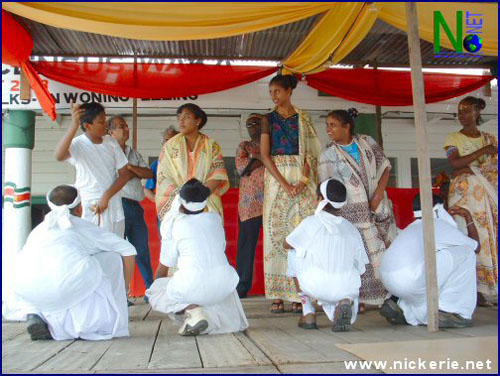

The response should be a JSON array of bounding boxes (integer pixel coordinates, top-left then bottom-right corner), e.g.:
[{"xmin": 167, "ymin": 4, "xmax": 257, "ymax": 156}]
[{"xmin": 2, "ymin": 77, "xmax": 497, "ymax": 195}]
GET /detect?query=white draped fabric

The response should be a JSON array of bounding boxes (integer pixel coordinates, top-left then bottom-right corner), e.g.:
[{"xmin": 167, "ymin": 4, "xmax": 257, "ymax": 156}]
[
  {"xmin": 286, "ymin": 212, "xmax": 369, "ymax": 323},
  {"xmin": 379, "ymin": 216, "xmax": 478, "ymax": 325},
  {"xmin": 147, "ymin": 209, "xmax": 248, "ymax": 334},
  {"xmin": 3, "ymin": 216, "xmax": 136, "ymax": 340}
]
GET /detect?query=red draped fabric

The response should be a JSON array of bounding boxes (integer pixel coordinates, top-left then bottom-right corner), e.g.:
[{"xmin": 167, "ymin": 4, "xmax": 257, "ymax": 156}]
[
  {"xmin": 32, "ymin": 61, "xmax": 278, "ymax": 98},
  {"xmin": 2, "ymin": 10, "xmax": 56, "ymax": 120},
  {"xmin": 304, "ymin": 68, "xmax": 494, "ymax": 106}
]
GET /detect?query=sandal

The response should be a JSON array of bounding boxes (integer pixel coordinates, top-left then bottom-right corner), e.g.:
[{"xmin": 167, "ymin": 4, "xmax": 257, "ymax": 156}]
[
  {"xmin": 270, "ymin": 301, "xmax": 285, "ymax": 313},
  {"xmin": 477, "ymin": 293, "xmax": 494, "ymax": 307},
  {"xmin": 291, "ymin": 302, "xmax": 303, "ymax": 314}
]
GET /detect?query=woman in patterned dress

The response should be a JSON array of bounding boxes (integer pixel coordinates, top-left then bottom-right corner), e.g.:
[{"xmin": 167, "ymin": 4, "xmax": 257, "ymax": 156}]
[
  {"xmin": 319, "ymin": 108, "xmax": 397, "ymax": 313},
  {"xmin": 259, "ymin": 74, "xmax": 321, "ymax": 313},
  {"xmin": 444, "ymin": 96, "xmax": 498, "ymax": 305}
]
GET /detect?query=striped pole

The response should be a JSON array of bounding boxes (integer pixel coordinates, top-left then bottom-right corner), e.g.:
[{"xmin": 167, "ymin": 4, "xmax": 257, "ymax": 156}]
[{"xmin": 2, "ymin": 110, "xmax": 35, "ymax": 300}]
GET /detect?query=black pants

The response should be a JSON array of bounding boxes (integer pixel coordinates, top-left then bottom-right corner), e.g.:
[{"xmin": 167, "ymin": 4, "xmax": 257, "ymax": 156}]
[{"xmin": 236, "ymin": 215, "xmax": 263, "ymax": 297}]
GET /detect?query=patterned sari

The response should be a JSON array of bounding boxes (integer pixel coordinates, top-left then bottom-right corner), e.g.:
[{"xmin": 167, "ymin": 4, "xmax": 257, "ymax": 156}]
[
  {"xmin": 445, "ymin": 131, "xmax": 498, "ymax": 298},
  {"xmin": 319, "ymin": 134, "xmax": 397, "ymax": 305},
  {"xmin": 263, "ymin": 108, "xmax": 321, "ymax": 302},
  {"xmin": 156, "ymin": 133, "xmax": 229, "ymax": 221}
]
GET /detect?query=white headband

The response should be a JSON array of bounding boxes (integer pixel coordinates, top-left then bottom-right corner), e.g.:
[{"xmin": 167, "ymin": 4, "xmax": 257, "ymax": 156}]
[
  {"xmin": 180, "ymin": 197, "xmax": 208, "ymax": 212},
  {"xmin": 413, "ymin": 203, "xmax": 457, "ymax": 228},
  {"xmin": 45, "ymin": 186, "xmax": 81, "ymax": 229},
  {"xmin": 315, "ymin": 179, "xmax": 347, "ymax": 214}
]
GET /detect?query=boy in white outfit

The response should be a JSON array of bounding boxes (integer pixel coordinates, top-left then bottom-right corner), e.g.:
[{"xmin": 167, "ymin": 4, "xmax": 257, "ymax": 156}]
[
  {"xmin": 284, "ymin": 179, "xmax": 369, "ymax": 332},
  {"xmin": 55, "ymin": 102, "xmax": 131, "ymax": 237}
]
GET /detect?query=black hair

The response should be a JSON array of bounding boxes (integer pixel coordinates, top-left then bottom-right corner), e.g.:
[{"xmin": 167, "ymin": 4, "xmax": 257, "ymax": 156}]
[
  {"xmin": 79, "ymin": 102, "xmax": 105, "ymax": 132},
  {"xmin": 176, "ymin": 103, "xmax": 208, "ymax": 130},
  {"xmin": 48, "ymin": 185, "xmax": 79, "ymax": 214},
  {"xmin": 316, "ymin": 179, "xmax": 347, "ymax": 211},
  {"xmin": 459, "ymin": 96, "xmax": 486, "ymax": 125},
  {"xmin": 179, "ymin": 178, "xmax": 211, "ymax": 215},
  {"xmin": 327, "ymin": 108, "xmax": 359, "ymax": 136},
  {"xmin": 269, "ymin": 74, "xmax": 298, "ymax": 91},
  {"xmin": 412, "ymin": 193, "xmax": 444, "ymax": 212}
]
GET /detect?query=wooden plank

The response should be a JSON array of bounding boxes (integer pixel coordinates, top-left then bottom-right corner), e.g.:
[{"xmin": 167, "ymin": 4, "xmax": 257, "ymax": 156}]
[
  {"xmin": 128, "ymin": 303, "xmax": 152, "ymax": 322},
  {"xmin": 196, "ymin": 333, "xmax": 258, "ymax": 368},
  {"xmin": 2, "ymin": 322, "xmax": 26, "ymax": 343},
  {"xmin": 149, "ymin": 319, "xmax": 202, "ymax": 370},
  {"xmin": 95, "ymin": 365, "xmax": 279, "ymax": 374},
  {"xmin": 268, "ymin": 316, "xmax": 358, "ymax": 362},
  {"xmin": 233, "ymin": 332, "xmax": 272, "ymax": 366},
  {"xmin": 245, "ymin": 317, "xmax": 333, "ymax": 365},
  {"xmin": 20, "ymin": 68, "xmax": 31, "ymax": 101},
  {"xmin": 2, "ymin": 333, "xmax": 74, "ymax": 373},
  {"xmin": 91, "ymin": 320, "xmax": 160, "ymax": 371},
  {"xmin": 405, "ymin": 1, "xmax": 439, "ymax": 332},
  {"xmin": 35, "ymin": 340, "xmax": 113, "ymax": 372}
]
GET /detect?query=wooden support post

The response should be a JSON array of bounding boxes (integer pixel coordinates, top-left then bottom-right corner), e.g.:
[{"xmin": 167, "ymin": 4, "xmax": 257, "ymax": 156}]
[
  {"xmin": 20, "ymin": 68, "xmax": 31, "ymax": 101},
  {"xmin": 405, "ymin": 2, "xmax": 439, "ymax": 332},
  {"xmin": 132, "ymin": 53, "xmax": 138, "ymax": 149}
]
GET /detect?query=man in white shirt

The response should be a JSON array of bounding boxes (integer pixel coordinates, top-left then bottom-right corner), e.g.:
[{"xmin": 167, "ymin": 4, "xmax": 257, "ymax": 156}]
[
  {"xmin": 54, "ymin": 102, "xmax": 132, "ymax": 237},
  {"xmin": 2, "ymin": 185, "xmax": 136, "ymax": 340},
  {"xmin": 379, "ymin": 194, "xmax": 480, "ymax": 328},
  {"xmin": 109, "ymin": 116, "xmax": 154, "ymax": 294},
  {"xmin": 284, "ymin": 179, "xmax": 369, "ymax": 332}
]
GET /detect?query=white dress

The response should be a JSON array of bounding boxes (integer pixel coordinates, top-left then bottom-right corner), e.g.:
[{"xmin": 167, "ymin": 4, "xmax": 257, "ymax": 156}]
[
  {"xmin": 68, "ymin": 135, "xmax": 128, "ymax": 237},
  {"xmin": 379, "ymin": 216, "xmax": 478, "ymax": 326},
  {"xmin": 146, "ymin": 211, "xmax": 248, "ymax": 334},
  {"xmin": 2, "ymin": 216, "xmax": 137, "ymax": 340},
  {"xmin": 286, "ymin": 211, "xmax": 369, "ymax": 322}
]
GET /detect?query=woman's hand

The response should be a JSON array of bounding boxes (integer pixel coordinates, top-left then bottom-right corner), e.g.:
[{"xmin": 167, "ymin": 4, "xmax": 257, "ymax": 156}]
[
  {"xmin": 480, "ymin": 144, "xmax": 498, "ymax": 157},
  {"xmin": 453, "ymin": 166, "xmax": 473, "ymax": 177},
  {"xmin": 370, "ymin": 191, "xmax": 383, "ymax": 212},
  {"xmin": 282, "ymin": 182, "xmax": 296, "ymax": 197},
  {"xmin": 448, "ymin": 205, "xmax": 471, "ymax": 219},
  {"xmin": 292, "ymin": 181, "xmax": 306, "ymax": 196}
]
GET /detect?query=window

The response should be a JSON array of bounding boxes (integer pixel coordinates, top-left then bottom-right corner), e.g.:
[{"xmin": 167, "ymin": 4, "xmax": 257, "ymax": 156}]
[{"xmin": 411, "ymin": 158, "xmax": 453, "ymax": 188}]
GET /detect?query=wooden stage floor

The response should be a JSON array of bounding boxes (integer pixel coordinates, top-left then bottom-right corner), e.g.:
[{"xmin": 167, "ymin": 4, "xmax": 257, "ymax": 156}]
[{"xmin": 3, "ymin": 297, "xmax": 498, "ymax": 374}]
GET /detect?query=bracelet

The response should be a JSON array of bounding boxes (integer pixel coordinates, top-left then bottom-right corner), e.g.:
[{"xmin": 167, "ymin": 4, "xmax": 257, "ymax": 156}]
[
  {"xmin": 466, "ymin": 221, "xmax": 474, "ymax": 227},
  {"xmin": 300, "ymin": 176, "xmax": 309, "ymax": 185}
]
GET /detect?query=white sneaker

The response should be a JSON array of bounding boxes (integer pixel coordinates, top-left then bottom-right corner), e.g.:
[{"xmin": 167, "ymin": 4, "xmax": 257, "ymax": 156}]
[{"xmin": 178, "ymin": 307, "xmax": 209, "ymax": 336}]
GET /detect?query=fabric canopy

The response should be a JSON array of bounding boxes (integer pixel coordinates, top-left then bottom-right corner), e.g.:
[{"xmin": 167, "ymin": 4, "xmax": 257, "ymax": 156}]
[
  {"xmin": 32, "ymin": 61, "xmax": 277, "ymax": 99},
  {"xmin": 379, "ymin": 3, "xmax": 498, "ymax": 56},
  {"xmin": 283, "ymin": 2, "xmax": 378, "ymax": 74},
  {"xmin": 1, "ymin": 2, "xmax": 335, "ymax": 41},
  {"xmin": 304, "ymin": 68, "xmax": 494, "ymax": 106}
]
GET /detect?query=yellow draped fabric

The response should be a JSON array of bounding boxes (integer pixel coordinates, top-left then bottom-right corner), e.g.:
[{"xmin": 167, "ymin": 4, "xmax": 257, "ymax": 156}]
[
  {"xmin": 283, "ymin": 2, "xmax": 379, "ymax": 74},
  {"xmin": 379, "ymin": 2, "xmax": 498, "ymax": 56},
  {"xmin": 2, "ymin": 2, "xmax": 336, "ymax": 41}
]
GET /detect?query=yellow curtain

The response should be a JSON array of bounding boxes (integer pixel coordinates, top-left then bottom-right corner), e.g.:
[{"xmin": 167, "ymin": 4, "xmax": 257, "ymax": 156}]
[
  {"xmin": 2, "ymin": 2, "xmax": 336, "ymax": 41},
  {"xmin": 379, "ymin": 2, "xmax": 498, "ymax": 56},
  {"xmin": 283, "ymin": 2, "xmax": 380, "ymax": 74}
]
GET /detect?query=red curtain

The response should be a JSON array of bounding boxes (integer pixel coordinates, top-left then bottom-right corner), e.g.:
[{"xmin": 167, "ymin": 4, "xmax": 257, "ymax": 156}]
[
  {"xmin": 304, "ymin": 68, "xmax": 494, "ymax": 106},
  {"xmin": 32, "ymin": 61, "xmax": 277, "ymax": 98}
]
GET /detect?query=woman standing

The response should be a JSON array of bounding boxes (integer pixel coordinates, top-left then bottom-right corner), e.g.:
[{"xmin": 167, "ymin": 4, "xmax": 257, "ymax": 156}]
[
  {"xmin": 444, "ymin": 96, "xmax": 498, "ymax": 305},
  {"xmin": 156, "ymin": 103, "xmax": 229, "ymax": 222},
  {"xmin": 319, "ymin": 108, "xmax": 397, "ymax": 311},
  {"xmin": 260, "ymin": 74, "xmax": 321, "ymax": 313}
]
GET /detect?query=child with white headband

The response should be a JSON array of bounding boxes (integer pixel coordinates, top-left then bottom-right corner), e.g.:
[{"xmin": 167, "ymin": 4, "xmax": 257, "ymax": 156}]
[
  {"xmin": 284, "ymin": 178, "xmax": 369, "ymax": 332},
  {"xmin": 379, "ymin": 194, "xmax": 480, "ymax": 328},
  {"xmin": 146, "ymin": 179, "xmax": 248, "ymax": 336}
]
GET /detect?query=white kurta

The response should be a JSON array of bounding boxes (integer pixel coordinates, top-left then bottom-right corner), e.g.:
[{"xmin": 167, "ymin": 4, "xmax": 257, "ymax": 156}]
[
  {"xmin": 379, "ymin": 218, "xmax": 478, "ymax": 326},
  {"xmin": 3, "ymin": 216, "xmax": 137, "ymax": 340},
  {"xmin": 286, "ymin": 211, "xmax": 369, "ymax": 322},
  {"xmin": 68, "ymin": 135, "xmax": 128, "ymax": 237},
  {"xmin": 146, "ymin": 211, "xmax": 248, "ymax": 334}
]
